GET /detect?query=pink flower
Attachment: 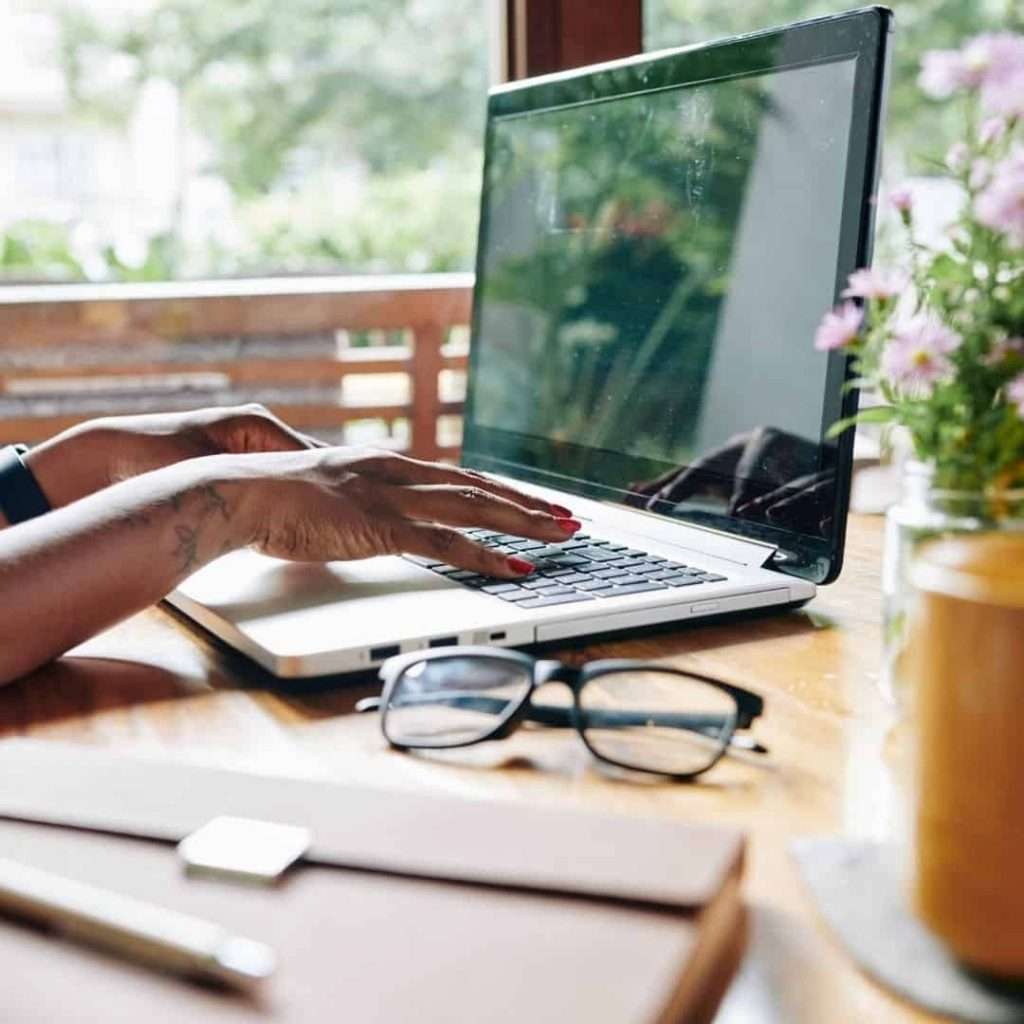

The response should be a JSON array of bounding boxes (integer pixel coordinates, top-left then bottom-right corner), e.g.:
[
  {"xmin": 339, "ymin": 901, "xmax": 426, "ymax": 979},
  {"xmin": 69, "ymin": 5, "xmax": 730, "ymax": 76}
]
[
  {"xmin": 974, "ymin": 146, "xmax": 1024, "ymax": 248},
  {"xmin": 1007, "ymin": 373, "xmax": 1024, "ymax": 418},
  {"xmin": 919, "ymin": 34, "xmax": 1024, "ymax": 117},
  {"xmin": 979, "ymin": 117, "xmax": 1007, "ymax": 147},
  {"xmin": 919, "ymin": 49, "xmax": 979, "ymax": 98},
  {"xmin": 814, "ymin": 302, "xmax": 863, "ymax": 352},
  {"xmin": 888, "ymin": 185, "xmax": 913, "ymax": 214},
  {"xmin": 946, "ymin": 142, "xmax": 969, "ymax": 172},
  {"xmin": 970, "ymin": 158, "xmax": 992, "ymax": 191},
  {"xmin": 841, "ymin": 267, "xmax": 908, "ymax": 301},
  {"xmin": 882, "ymin": 312, "xmax": 962, "ymax": 391},
  {"xmin": 983, "ymin": 68, "xmax": 1024, "ymax": 119},
  {"xmin": 972, "ymin": 33, "xmax": 1024, "ymax": 118},
  {"xmin": 985, "ymin": 337, "xmax": 1024, "ymax": 367}
]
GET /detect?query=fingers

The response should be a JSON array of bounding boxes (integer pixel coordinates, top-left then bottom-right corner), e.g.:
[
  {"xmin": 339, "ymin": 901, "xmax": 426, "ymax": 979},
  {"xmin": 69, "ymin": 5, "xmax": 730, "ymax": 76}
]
[
  {"xmin": 394, "ymin": 522, "xmax": 536, "ymax": 580},
  {"xmin": 251, "ymin": 409, "xmax": 320, "ymax": 453},
  {"xmin": 216, "ymin": 404, "xmax": 323, "ymax": 454},
  {"xmin": 356, "ymin": 453, "xmax": 572, "ymax": 517},
  {"xmin": 380, "ymin": 483, "xmax": 579, "ymax": 542}
]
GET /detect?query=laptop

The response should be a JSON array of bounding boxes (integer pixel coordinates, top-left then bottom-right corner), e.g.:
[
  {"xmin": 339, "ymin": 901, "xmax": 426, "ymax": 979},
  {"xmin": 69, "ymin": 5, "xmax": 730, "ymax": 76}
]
[{"xmin": 167, "ymin": 7, "xmax": 892, "ymax": 677}]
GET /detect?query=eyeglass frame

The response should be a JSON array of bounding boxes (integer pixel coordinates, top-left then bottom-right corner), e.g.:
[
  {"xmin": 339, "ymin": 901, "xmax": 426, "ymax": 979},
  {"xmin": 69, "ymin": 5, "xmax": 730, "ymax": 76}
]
[{"xmin": 357, "ymin": 646, "xmax": 767, "ymax": 781}]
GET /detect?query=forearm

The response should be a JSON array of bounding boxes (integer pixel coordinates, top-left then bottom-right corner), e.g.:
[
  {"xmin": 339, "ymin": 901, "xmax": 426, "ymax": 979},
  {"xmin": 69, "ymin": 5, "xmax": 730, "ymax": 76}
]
[{"xmin": 0, "ymin": 456, "xmax": 254, "ymax": 686}]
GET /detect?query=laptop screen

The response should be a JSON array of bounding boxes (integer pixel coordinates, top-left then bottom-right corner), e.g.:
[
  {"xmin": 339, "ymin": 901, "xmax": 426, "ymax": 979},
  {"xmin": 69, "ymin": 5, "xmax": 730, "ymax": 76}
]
[{"xmin": 462, "ymin": 10, "xmax": 889, "ymax": 584}]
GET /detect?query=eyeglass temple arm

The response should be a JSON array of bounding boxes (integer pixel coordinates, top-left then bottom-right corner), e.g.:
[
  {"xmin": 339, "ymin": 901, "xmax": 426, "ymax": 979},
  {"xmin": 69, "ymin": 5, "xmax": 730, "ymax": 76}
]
[{"xmin": 354, "ymin": 693, "xmax": 767, "ymax": 753}]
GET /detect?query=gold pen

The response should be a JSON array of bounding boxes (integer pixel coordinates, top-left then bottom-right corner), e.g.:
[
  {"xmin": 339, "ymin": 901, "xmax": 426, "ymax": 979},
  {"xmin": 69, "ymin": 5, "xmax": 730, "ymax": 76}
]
[{"xmin": 0, "ymin": 856, "xmax": 276, "ymax": 989}]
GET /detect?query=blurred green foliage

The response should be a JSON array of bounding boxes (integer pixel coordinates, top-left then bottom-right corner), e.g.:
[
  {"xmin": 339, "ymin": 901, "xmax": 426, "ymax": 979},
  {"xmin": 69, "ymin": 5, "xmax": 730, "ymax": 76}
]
[
  {"xmin": 5, "ymin": 1, "xmax": 1022, "ymax": 283},
  {"xmin": 0, "ymin": 220, "xmax": 85, "ymax": 279}
]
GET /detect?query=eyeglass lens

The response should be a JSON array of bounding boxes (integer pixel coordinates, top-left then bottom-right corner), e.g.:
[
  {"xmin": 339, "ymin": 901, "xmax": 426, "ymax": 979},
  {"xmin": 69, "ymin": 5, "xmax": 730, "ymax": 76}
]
[
  {"xmin": 384, "ymin": 656, "xmax": 533, "ymax": 748},
  {"xmin": 385, "ymin": 655, "xmax": 739, "ymax": 775},
  {"xmin": 578, "ymin": 669, "xmax": 737, "ymax": 775}
]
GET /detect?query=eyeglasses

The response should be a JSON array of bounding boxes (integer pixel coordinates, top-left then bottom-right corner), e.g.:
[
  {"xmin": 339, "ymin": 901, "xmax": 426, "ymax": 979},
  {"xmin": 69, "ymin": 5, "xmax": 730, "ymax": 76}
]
[{"xmin": 355, "ymin": 647, "xmax": 768, "ymax": 781}]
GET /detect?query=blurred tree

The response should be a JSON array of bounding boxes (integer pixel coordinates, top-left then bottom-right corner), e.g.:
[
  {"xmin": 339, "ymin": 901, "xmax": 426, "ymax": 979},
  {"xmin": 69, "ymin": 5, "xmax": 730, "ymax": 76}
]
[
  {"xmin": 42, "ymin": 0, "xmax": 487, "ymax": 276},
  {"xmin": 0, "ymin": 220, "xmax": 86, "ymax": 281}
]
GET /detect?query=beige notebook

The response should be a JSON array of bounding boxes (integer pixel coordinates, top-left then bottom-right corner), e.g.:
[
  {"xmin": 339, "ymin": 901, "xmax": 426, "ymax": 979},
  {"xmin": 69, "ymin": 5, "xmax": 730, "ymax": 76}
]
[{"xmin": 0, "ymin": 740, "xmax": 745, "ymax": 1023}]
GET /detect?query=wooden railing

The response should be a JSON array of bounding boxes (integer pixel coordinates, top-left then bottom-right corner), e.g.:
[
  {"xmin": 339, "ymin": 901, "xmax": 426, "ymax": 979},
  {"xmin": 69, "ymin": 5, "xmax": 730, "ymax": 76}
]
[{"xmin": 0, "ymin": 273, "xmax": 474, "ymax": 461}]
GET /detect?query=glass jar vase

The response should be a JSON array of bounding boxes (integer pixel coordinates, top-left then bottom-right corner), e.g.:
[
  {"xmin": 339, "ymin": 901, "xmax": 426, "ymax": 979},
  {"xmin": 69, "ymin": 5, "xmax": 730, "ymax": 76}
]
[{"xmin": 881, "ymin": 461, "xmax": 1024, "ymax": 706}]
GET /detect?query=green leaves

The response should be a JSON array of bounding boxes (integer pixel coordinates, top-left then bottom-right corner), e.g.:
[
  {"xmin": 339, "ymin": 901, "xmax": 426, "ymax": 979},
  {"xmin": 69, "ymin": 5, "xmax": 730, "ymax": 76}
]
[
  {"xmin": 825, "ymin": 405, "xmax": 896, "ymax": 440},
  {"xmin": 833, "ymin": 82, "xmax": 1024, "ymax": 494}
]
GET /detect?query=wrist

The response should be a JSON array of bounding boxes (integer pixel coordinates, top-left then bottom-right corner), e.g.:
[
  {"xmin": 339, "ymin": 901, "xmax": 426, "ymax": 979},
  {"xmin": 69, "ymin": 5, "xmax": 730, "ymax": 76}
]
[
  {"xmin": 168, "ymin": 454, "xmax": 264, "ymax": 555},
  {"xmin": 23, "ymin": 422, "xmax": 116, "ymax": 507}
]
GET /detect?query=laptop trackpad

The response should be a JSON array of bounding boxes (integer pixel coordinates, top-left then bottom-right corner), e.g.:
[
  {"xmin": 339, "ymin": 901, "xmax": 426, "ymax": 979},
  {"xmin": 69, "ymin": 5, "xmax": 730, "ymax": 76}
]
[{"xmin": 169, "ymin": 549, "xmax": 512, "ymax": 662}]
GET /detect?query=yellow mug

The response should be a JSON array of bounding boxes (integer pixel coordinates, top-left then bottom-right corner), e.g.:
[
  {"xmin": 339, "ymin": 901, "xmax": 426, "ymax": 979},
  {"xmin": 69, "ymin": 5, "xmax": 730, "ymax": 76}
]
[{"xmin": 908, "ymin": 533, "xmax": 1024, "ymax": 978}]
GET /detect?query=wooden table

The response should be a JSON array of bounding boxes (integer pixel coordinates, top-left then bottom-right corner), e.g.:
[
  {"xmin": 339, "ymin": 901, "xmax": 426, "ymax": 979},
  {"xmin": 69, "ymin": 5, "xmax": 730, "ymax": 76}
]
[{"xmin": 0, "ymin": 514, "xmax": 934, "ymax": 1023}]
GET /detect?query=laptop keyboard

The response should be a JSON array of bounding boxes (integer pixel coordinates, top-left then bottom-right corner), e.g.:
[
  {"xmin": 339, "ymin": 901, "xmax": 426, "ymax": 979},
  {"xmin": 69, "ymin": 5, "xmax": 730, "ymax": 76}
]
[{"xmin": 405, "ymin": 529, "xmax": 728, "ymax": 609}]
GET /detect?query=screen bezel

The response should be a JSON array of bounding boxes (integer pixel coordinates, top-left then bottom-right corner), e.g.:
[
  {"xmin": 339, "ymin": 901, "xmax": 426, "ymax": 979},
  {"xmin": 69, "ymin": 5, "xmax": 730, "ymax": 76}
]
[{"xmin": 461, "ymin": 6, "xmax": 892, "ymax": 585}]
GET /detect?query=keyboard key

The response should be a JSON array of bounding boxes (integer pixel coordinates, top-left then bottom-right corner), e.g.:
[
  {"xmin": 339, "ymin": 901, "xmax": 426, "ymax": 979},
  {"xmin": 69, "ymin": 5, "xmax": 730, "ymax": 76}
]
[
  {"xmin": 596, "ymin": 581, "xmax": 668, "ymax": 597},
  {"xmin": 481, "ymin": 582, "xmax": 526, "ymax": 594},
  {"xmin": 521, "ymin": 577, "xmax": 555, "ymax": 590},
  {"xmin": 534, "ymin": 585, "xmax": 575, "ymax": 596},
  {"xmin": 553, "ymin": 572, "xmax": 593, "ymax": 585},
  {"xmin": 496, "ymin": 588, "xmax": 536, "ymax": 601},
  {"xmin": 504, "ymin": 539, "xmax": 546, "ymax": 552},
  {"xmin": 576, "ymin": 547, "xmax": 619, "ymax": 562},
  {"xmin": 647, "ymin": 568, "xmax": 681, "ymax": 581},
  {"xmin": 609, "ymin": 557, "xmax": 648, "ymax": 569},
  {"xmin": 538, "ymin": 566, "xmax": 575, "ymax": 577},
  {"xmin": 433, "ymin": 564, "xmax": 462, "ymax": 574},
  {"xmin": 591, "ymin": 567, "xmax": 630, "ymax": 580},
  {"xmin": 468, "ymin": 529, "xmax": 501, "ymax": 542},
  {"xmin": 576, "ymin": 579, "xmax": 617, "ymax": 592},
  {"xmin": 628, "ymin": 562, "xmax": 664, "ymax": 575},
  {"xmin": 608, "ymin": 573, "xmax": 647, "ymax": 586},
  {"xmin": 697, "ymin": 573, "xmax": 728, "ymax": 582},
  {"xmin": 546, "ymin": 554, "xmax": 589, "ymax": 567},
  {"xmin": 447, "ymin": 570, "xmax": 479, "ymax": 581},
  {"xmin": 492, "ymin": 534, "xmax": 525, "ymax": 545},
  {"xmin": 515, "ymin": 592, "xmax": 595, "ymax": 609},
  {"xmin": 664, "ymin": 575, "xmax": 703, "ymax": 587},
  {"xmin": 406, "ymin": 554, "xmax": 440, "ymax": 567}
]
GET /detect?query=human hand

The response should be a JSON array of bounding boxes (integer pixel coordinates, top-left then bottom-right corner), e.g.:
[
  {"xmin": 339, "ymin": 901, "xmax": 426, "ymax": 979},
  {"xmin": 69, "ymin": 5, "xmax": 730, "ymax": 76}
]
[
  {"xmin": 228, "ymin": 447, "xmax": 578, "ymax": 579},
  {"xmin": 24, "ymin": 404, "xmax": 319, "ymax": 509}
]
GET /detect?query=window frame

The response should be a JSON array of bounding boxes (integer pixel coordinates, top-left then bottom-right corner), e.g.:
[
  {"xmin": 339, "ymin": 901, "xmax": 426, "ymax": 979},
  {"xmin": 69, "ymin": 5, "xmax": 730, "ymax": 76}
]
[{"xmin": 502, "ymin": 0, "xmax": 643, "ymax": 80}]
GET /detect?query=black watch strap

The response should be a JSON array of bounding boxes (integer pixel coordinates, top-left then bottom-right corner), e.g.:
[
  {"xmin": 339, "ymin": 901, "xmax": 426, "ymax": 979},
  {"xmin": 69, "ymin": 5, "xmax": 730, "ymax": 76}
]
[{"xmin": 0, "ymin": 445, "xmax": 52, "ymax": 525}]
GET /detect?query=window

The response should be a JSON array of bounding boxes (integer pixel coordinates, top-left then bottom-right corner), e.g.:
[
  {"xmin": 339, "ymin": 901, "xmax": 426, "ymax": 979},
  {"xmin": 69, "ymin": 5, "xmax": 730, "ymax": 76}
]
[{"xmin": 0, "ymin": 0, "xmax": 492, "ymax": 283}]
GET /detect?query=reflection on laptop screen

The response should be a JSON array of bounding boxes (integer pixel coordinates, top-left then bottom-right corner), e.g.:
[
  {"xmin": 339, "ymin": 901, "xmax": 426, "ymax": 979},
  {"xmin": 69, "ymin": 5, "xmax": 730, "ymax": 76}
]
[{"xmin": 464, "ymin": 20, "xmax": 881, "ymax": 582}]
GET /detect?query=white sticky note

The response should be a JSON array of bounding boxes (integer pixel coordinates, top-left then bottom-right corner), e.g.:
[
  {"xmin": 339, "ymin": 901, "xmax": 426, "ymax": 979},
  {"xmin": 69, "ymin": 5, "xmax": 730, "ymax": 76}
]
[{"xmin": 178, "ymin": 816, "xmax": 311, "ymax": 884}]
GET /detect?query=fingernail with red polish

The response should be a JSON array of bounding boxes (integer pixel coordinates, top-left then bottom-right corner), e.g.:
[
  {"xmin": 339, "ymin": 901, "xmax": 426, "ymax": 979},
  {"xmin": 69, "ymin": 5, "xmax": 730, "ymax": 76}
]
[
  {"xmin": 550, "ymin": 504, "xmax": 573, "ymax": 517},
  {"xmin": 507, "ymin": 556, "xmax": 535, "ymax": 575},
  {"xmin": 555, "ymin": 518, "xmax": 582, "ymax": 533}
]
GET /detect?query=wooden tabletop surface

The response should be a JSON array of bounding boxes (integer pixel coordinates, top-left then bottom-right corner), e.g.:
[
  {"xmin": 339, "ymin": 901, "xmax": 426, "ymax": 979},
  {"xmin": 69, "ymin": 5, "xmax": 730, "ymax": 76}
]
[{"xmin": 0, "ymin": 514, "xmax": 936, "ymax": 1023}]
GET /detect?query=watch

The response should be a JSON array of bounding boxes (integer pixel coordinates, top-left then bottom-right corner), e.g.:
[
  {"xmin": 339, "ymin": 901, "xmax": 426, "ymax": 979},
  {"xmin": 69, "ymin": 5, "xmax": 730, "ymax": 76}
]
[{"xmin": 0, "ymin": 444, "xmax": 52, "ymax": 524}]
